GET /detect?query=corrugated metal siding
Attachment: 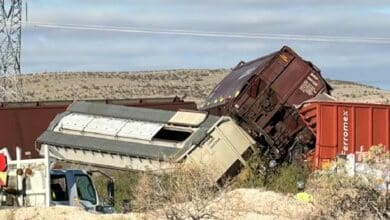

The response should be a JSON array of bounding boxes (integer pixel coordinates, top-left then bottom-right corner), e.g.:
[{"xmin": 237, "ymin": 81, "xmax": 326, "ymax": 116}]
[
  {"xmin": 37, "ymin": 131, "xmax": 178, "ymax": 160},
  {"xmin": 299, "ymin": 101, "xmax": 390, "ymax": 169}
]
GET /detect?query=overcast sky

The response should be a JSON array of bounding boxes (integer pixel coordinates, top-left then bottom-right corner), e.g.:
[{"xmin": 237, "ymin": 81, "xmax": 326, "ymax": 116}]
[{"xmin": 20, "ymin": 0, "xmax": 390, "ymax": 89}]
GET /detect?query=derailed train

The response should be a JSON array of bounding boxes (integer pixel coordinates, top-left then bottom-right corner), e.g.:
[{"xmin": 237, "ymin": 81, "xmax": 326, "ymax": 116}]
[
  {"xmin": 202, "ymin": 46, "xmax": 332, "ymax": 161},
  {"xmin": 0, "ymin": 97, "xmax": 196, "ymax": 159}
]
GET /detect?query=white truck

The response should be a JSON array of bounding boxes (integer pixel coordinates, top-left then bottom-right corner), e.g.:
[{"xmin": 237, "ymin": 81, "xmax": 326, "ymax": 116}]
[{"xmin": 0, "ymin": 146, "xmax": 115, "ymax": 213}]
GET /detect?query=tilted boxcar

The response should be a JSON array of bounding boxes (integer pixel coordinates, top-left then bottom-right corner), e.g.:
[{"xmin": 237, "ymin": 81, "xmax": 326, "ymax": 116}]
[
  {"xmin": 299, "ymin": 100, "xmax": 390, "ymax": 169},
  {"xmin": 36, "ymin": 101, "xmax": 256, "ymax": 183},
  {"xmin": 202, "ymin": 46, "xmax": 332, "ymax": 160},
  {"xmin": 0, "ymin": 97, "xmax": 196, "ymax": 159}
]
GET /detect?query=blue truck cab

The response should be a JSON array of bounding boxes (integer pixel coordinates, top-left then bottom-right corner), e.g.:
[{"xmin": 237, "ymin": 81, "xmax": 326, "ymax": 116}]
[{"xmin": 50, "ymin": 169, "xmax": 114, "ymax": 213}]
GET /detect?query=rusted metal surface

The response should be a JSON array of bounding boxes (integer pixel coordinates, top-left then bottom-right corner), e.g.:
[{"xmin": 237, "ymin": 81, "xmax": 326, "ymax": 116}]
[
  {"xmin": 203, "ymin": 46, "xmax": 331, "ymax": 160},
  {"xmin": 299, "ymin": 101, "xmax": 390, "ymax": 169},
  {"xmin": 0, "ymin": 97, "xmax": 196, "ymax": 159}
]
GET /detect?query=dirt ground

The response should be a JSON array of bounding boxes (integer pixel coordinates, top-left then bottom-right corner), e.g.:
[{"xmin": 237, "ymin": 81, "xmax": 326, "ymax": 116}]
[
  {"xmin": 0, "ymin": 189, "xmax": 313, "ymax": 220},
  {"xmin": 12, "ymin": 69, "xmax": 390, "ymax": 105}
]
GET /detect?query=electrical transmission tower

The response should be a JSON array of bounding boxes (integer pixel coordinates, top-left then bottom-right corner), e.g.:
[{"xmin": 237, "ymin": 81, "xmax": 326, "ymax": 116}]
[{"xmin": 0, "ymin": 0, "xmax": 23, "ymax": 101}]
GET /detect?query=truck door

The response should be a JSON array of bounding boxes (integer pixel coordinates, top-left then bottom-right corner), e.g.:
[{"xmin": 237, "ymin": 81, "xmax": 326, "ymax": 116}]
[{"xmin": 74, "ymin": 174, "xmax": 97, "ymax": 207}]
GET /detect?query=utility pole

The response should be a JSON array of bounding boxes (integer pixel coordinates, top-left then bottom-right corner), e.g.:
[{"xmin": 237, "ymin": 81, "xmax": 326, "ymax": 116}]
[{"xmin": 0, "ymin": 0, "xmax": 23, "ymax": 101}]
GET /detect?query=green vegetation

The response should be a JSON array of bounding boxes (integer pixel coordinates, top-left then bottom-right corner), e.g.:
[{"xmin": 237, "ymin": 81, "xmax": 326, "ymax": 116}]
[
  {"xmin": 92, "ymin": 170, "xmax": 140, "ymax": 212},
  {"xmin": 266, "ymin": 163, "xmax": 310, "ymax": 194},
  {"xmin": 231, "ymin": 153, "xmax": 310, "ymax": 194}
]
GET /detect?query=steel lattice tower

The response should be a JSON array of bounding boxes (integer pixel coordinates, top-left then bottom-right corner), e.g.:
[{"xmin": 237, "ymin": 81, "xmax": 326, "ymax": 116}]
[{"xmin": 0, "ymin": 0, "xmax": 23, "ymax": 101}]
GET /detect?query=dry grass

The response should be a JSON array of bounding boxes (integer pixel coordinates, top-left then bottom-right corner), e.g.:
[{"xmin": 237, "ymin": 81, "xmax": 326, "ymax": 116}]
[
  {"xmin": 17, "ymin": 69, "xmax": 228, "ymax": 105},
  {"xmin": 328, "ymin": 79, "xmax": 390, "ymax": 104},
  {"xmin": 132, "ymin": 165, "xmax": 222, "ymax": 219},
  {"xmin": 308, "ymin": 172, "xmax": 388, "ymax": 220},
  {"xmin": 0, "ymin": 165, "xmax": 314, "ymax": 220}
]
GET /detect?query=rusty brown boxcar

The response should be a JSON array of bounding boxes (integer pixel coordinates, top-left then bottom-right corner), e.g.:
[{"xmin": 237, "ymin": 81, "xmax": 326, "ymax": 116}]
[
  {"xmin": 0, "ymin": 97, "xmax": 196, "ymax": 159},
  {"xmin": 299, "ymin": 100, "xmax": 390, "ymax": 169},
  {"xmin": 202, "ymin": 46, "xmax": 332, "ymax": 160}
]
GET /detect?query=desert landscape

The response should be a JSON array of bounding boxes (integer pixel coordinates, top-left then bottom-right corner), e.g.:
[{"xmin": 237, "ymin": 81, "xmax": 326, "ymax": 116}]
[
  {"xmin": 0, "ymin": 70, "xmax": 389, "ymax": 219},
  {"xmin": 0, "ymin": 0, "xmax": 389, "ymax": 219},
  {"xmin": 17, "ymin": 69, "xmax": 390, "ymax": 105}
]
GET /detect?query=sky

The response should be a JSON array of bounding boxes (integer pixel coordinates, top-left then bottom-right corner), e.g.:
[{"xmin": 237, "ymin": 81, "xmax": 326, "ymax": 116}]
[{"xmin": 18, "ymin": 0, "xmax": 390, "ymax": 90}]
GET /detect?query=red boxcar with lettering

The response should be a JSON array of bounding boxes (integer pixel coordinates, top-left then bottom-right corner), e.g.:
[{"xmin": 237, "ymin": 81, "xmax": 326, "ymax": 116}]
[{"xmin": 299, "ymin": 101, "xmax": 390, "ymax": 168}]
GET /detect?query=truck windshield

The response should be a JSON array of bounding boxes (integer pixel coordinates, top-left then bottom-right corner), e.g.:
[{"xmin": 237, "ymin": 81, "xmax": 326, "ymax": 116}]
[{"xmin": 75, "ymin": 174, "xmax": 97, "ymax": 205}]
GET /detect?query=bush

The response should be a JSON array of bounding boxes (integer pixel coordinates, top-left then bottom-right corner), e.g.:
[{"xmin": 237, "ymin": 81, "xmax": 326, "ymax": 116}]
[
  {"xmin": 231, "ymin": 153, "xmax": 310, "ymax": 194},
  {"xmin": 266, "ymin": 163, "xmax": 310, "ymax": 194},
  {"xmin": 92, "ymin": 170, "xmax": 140, "ymax": 212},
  {"xmin": 308, "ymin": 172, "xmax": 388, "ymax": 219},
  {"xmin": 230, "ymin": 152, "xmax": 266, "ymax": 189},
  {"xmin": 132, "ymin": 165, "xmax": 222, "ymax": 219}
]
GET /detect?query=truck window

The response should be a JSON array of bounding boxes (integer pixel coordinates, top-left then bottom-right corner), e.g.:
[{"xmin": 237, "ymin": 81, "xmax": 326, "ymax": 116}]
[
  {"xmin": 75, "ymin": 174, "xmax": 97, "ymax": 205},
  {"xmin": 51, "ymin": 175, "xmax": 69, "ymax": 201}
]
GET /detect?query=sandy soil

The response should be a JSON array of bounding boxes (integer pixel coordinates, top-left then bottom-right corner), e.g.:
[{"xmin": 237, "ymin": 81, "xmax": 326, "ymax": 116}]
[
  {"xmin": 328, "ymin": 79, "xmax": 390, "ymax": 104},
  {"xmin": 7, "ymin": 69, "xmax": 389, "ymax": 106},
  {"xmin": 0, "ymin": 189, "xmax": 313, "ymax": 220}
]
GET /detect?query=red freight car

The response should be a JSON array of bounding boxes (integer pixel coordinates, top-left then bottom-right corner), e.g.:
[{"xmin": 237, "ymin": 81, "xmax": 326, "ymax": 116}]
[
  {"xmin": 202, "ymin": 46, "xmax": 332, "ymax": 160},
  {"xmin": 299, "ymin": 101, "xmax": 390, "ymax": 169},
  {"xmin": 0, "ymin": 97, "xmax": 196, "ymax": 159}
]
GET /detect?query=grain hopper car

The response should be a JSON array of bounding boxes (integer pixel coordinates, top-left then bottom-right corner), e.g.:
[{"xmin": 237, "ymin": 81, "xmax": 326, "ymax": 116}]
[
  {"xmin": 0, "ymin": 97, "xmax": 196, "ymax": 159},
  {"xmin": 35, "ymin": 101, "xmax": 256, "ymax": 183},
  {"xmin": 202, "ymin": 46, "xmax": 332, "ymax": 161}
]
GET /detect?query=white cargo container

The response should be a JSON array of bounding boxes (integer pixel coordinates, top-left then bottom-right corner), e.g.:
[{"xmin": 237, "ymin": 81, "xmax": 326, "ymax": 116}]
[{"xmin": 36, "ymin": 101, "xmax": 257, "ymax": 182}]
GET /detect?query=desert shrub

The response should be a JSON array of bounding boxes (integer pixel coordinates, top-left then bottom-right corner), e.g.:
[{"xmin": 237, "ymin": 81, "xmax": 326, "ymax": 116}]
[
  {"xmin": 231, "ymin": 153, "xmax": 310, "ymax": 194},
  {"xmin": 132, "ymin": 165, "xmax": 223, "ymax": 219},
  {"xmin": 307, "ymin": 145, "xmax": 389, "ymax": 219},
  {"xmin": 266, "ymin": 163, "xmax": 310, "ymax": 194},
  {"xmin": 230, "ymin": 152, "xmax": 266, "ymax": 189},
  {"xmin": 364, "ymin": 144, "xmax": 390, "ymax": 165},
  {"xmin": 308, "ymin": 172, "xmax": 388, "ymax": 220},
  {"xmin": 92, "ymin": 170, "xmax": 140, "ymax": 212}
]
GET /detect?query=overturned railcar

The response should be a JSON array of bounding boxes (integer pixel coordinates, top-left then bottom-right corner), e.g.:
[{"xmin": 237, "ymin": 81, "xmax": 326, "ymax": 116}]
[
  {"xmin": 202, "ymin": 46, "xmax": 332, "ymax": 160},
  {"xmin": 0, "ymin": 97, "xmax": 196, "ymax": 159},
  {"xmin": 36, "ymin": 101, "xmax": 256, "ymax": 183}
]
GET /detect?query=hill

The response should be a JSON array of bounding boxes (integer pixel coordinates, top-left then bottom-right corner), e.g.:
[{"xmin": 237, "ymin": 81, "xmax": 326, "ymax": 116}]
[{"xmin": 17, "ymin": 69, "xmax": 390, "ymax": 105}]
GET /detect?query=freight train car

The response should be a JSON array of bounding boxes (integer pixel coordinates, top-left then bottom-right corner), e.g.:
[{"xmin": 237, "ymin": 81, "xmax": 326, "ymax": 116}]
[
  {"xmin": 36, "ymin": 101, "xmax": 256, "ymax": 183},
  {"xmin": 0, "ymin": 97, "xmax": 196, "ymax": 159},
  {"xmin": 202, "ymin": 46, "xmax": 332, "ymax": 160},
  {"xmin": 299, "ymin": 100, "xmax": 390, "ymax": 169}
]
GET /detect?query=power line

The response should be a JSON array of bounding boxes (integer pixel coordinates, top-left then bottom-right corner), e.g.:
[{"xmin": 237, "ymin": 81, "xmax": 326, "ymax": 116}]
[{"xmin": 29, "ymin": 21, "xmax": 390, "ymax": 45}]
